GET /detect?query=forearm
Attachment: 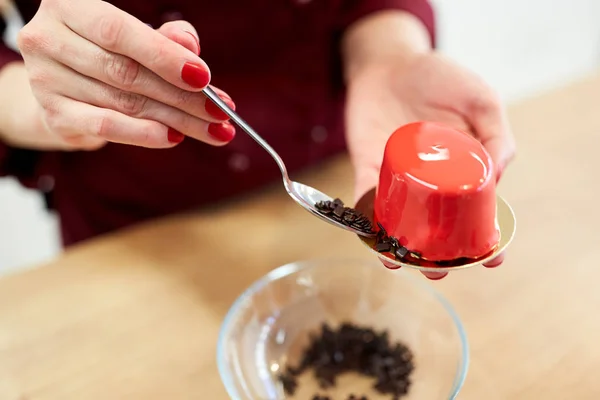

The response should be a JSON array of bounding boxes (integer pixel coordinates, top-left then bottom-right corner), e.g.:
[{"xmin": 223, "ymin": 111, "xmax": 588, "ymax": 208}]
[
  {"xmin": 342, "ymin": 10, "xmax": 432, "ymax": 83},
  {"xmin": 0, "ymin": 1, "xmax": 34, "ymax": 146},
  {"xmin": 0, "ymin": 61, "xmax": 47, "ymax": 149},
  {"xmin": 0, "ymin": 62, "xmax": 25, "ymax": 140}
]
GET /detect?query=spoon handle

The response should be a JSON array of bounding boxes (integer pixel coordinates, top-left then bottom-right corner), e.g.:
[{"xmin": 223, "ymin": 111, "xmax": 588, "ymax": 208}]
[{"xmin": 202, "ymin": 87, "xmax": 288, "ymax": 179}]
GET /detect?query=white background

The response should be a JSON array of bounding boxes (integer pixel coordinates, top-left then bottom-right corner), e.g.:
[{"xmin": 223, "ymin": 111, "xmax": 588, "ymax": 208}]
[{"xmin": 1, "ymin": 0, "xmax": 600, "ymax": 275}]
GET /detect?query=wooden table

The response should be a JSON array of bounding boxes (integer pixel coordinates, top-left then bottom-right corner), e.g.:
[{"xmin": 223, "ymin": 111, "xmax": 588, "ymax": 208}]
[{"xmin": 1, "ymin": 71, "xmax": 600, "ymax": 400}]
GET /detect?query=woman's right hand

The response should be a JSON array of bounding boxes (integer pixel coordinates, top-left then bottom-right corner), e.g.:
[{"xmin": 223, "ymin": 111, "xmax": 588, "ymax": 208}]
[{"xmin": 5, "ymin": 0, "xmax": 236, "ymax": 151}]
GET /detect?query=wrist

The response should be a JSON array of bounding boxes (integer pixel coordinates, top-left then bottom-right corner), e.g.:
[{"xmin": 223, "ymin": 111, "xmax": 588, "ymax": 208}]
[
  {"xmin": 0, "ymin": 62, "xmax": 54, "ymax": 150},
  {"xmin": 0, "ymin": 61, "xmax": 25, "ymax": 144},
  {"xmin": 342, "ymin": 10, "xmax": 432, "ymax": 83}
]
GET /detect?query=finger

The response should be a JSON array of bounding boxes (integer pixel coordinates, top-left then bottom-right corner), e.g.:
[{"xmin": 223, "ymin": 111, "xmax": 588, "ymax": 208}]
[
  {"xmin": 57, "ymin": 0, "xmax": 211, "ymax": 91},
  {"xmin": 43, "ymin": 95, "xmax": 180, "ymax": 148},
  {"xmin": 155, "ymin": 22, "xmax": 237, "ymax": 122},
  {"xmin": 421, "ymin": 270, "xmax": 449, "ymax": 280},
  {"xmin": 483, "ymin": 252, "xmax": 504, "ymax": 268},
  {"xmin": 466, "ymin": 92, "xmax": 516, "ymax": 181},
  {"xmin": 31, "ymin": 21, "xmax": 234, "ymax": 124},
  {"xmin": 46, "ymin": 61, "xmax": 234, "ymax": 145},
  {"xmin": 38, "ymin": 110, "xmax": 108, "ymax": 151},
  {"xmin": 156, "ymin": 20, "xmax": 200, "ymax": 55},
  {"xmin": 56, "ymin": 134, "xmax": 108, "ymax": 151},
  {"xmin": 353, "ymin": 163, "xmax": 379, "ymax": 204}
]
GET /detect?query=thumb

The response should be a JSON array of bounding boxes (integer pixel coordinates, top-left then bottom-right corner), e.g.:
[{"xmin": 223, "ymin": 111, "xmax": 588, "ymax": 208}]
[
  {"xmin": 467, "ymin": 94, "xmax": 516, "ymax": 182},
  {"xmin": 353, "ymin": 163, "xmax": 379, "ymax": 204},
  {"xmin": 156, "ymin": 20, "xmax": 200, "ymax": 55}
]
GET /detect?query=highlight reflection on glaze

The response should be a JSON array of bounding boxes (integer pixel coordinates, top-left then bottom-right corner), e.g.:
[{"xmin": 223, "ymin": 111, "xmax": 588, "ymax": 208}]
[
  {"xmin": 417, "ymin": 145, "xmax": 450, "ymax": 162},
  {"xmin": 374, "ymin": 122, "xmax": 499, "ymax": 261}
]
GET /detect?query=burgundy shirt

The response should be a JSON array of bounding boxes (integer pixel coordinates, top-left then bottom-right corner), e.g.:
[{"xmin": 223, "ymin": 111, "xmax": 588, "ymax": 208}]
[{"xmin": 0, "ymin": 0, "xmax": 435, "ymax": 247}]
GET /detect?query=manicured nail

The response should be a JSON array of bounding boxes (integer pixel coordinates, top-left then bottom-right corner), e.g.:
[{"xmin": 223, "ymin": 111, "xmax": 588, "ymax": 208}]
[
  {"xmin": 181, "ymin": 62, "xmax": 210, "ymax": 88},
  {"xmin": 208, "ymin": 121, "xmax": 236, "ymax": 142},
  {"xmin": 484, "ymin": 253, "xmax": 504, "ymax": 268},
  {"xmin": 184, "ymin": 31, "xmax": 200, "ymax": 55},
  {"xmin": 167, "ymin": 128, "xmax": 185, "ymax": 144},
  {"xmin": 484, "ymin": 261, "xmax": 502, "ymax": 268},
  {"xmin": 205, "ymin": 96, "xmax": 236, "ymax": 120},
  {"xmin": 422, "ymin": 271, "xmax": 448, "ymax": 280},
  {"xmin": 381, "ymin": 260, "xmax": 401, "ymax": 270}
]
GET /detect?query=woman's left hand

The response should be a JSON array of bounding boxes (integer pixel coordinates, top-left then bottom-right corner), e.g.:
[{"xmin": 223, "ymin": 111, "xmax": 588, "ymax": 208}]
[{"xmin": 345, "ymin": 52, "xmax": 516, "ymax": 280}]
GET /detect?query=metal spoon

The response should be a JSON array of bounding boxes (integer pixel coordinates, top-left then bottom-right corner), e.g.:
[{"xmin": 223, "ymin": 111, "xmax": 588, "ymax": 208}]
[{"xmin": 202, "ymin": 87, "xmax": 375, "ymax": 238}]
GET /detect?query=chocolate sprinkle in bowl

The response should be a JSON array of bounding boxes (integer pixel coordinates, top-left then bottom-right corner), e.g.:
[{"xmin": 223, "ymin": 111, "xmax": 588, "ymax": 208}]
[{"xmin": 217, "ymin": 259, "xmax": 469, "ymax": 399}]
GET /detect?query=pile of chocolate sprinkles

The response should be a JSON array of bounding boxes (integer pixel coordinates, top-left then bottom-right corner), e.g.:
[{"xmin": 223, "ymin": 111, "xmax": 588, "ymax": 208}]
[
  {"xmin": 375, "ymin": 222, "xmax": 481, "ymax": 267},
  {"xmin": 315, "ymin": 199, "xmax": 375, "ymax": 235},
  {"xmin": 374, "ymin": 223, "xmax": 421, "ymax": 262},
  {"xmin": 277, "ymin": 323, "xmax": 414, "ymax": 399}
]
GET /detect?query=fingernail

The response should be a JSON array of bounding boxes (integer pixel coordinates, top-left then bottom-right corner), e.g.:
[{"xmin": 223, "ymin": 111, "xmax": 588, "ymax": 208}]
[
  {"xmin": 484, "ymin": 261, "xmax": 502, "ymax": 268},
  {"xmin": 167, "ymin": 128, "xmax": 185, "ymax": 144},
  {"xmin": 422, "ymin": 271, "xmax": 448, "ymax": 280},
  {"xmin": 208, "ymin": 121, "xmax": 236, "ymax": 142},
  {"xmin": 484, "ymin": 253, "xmax": 505, "ymax": 268},
  {"xmin": 184, "ymin": 31, "xmax": 200, "ymax": 55},
  {"xmin": 181, "ymin": 62, "xmax": 210, "ymax": 89},
  {"xmin": 205, "ymin": 96, "xmax": 236, "ymax": 120},
  {"xmin": 381, "ymin": 259, "xmax": 401, "ymax": 270}
]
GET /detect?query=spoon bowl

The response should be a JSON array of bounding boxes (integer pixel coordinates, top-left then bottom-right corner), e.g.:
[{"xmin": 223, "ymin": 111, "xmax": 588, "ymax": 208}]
[{"xmin": 286, "ymin": 181, "xmax": 376, "ymax": 238}]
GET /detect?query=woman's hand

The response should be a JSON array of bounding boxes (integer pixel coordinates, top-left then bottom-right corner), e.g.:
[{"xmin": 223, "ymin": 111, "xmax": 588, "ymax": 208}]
[
  {"xmin": 345, "ymin": 52, "xmax": 515, "ymax": 280},
  {"xmin": 2, "ymin": 0, "xmax": 235, "ymax": 151}
]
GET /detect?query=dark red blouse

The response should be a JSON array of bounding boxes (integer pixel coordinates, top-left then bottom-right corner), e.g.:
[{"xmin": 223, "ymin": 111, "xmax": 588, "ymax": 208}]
[{"xmin": 0, "ymin": 0, "xmax": 435, "ymax": 246}]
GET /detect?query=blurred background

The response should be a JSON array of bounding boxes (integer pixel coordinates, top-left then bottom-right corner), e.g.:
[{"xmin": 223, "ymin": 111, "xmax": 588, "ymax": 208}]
[{"xmin": 1, "ymin": 0, "xmax": 600, "ymax": 275}]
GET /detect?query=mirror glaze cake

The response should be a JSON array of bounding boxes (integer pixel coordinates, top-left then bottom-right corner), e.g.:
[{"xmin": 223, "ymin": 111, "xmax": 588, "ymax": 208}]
[{"xmin": 374, "ymin": 121, "xmax": 500, "ymax": 262}]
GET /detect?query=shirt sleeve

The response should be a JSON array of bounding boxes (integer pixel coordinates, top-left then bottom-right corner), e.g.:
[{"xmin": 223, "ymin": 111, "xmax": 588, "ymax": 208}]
[{"xmin": 337, "ymin": 0, "xmax": 436, "ymax": 48}]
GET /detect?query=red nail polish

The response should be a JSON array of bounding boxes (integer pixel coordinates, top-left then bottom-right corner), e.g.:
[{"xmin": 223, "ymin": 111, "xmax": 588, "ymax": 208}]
[
  {"xmin": 423, "ymin": 272, "xmax": 448, "ymax": 280},
  {"xmin": 381, "ymin": 259, "xmax": 401, "ymax": 270},
  {"xmin": 184, "ymin": 31, "xmax": 200, "ymax": 55},
  {"xmin": 208, "ymin": 122, "xmax": 236, "ymax": 142},
  {"xmin": 205, "ymin": 97, "xmax": 236, "ymax": 120},
  {"xmin": 484, "ymin": 253, "xmax": 505, "ymax": 268},
  {"xmin": 181, "ymin": 62, "xmax": 210, "ymax": 88},
  {"xmin": 167, "ymin": 128, "xmax": 185, "ymax": 143},
  {"xmin": 484, "ymin": 260, "xmax": 503, "ymax": 268}
]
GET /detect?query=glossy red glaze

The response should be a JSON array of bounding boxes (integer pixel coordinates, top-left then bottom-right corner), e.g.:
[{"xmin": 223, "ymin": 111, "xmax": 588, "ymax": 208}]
[{"xmin": 374, "ymin": 122, "xmax": 499, "ymax": 261}]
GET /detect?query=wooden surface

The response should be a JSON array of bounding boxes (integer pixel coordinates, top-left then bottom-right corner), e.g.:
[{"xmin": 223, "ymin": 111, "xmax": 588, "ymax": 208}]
[{"xmin": 1, "ymin": 71, "xmax": 600, "ymax": 399}]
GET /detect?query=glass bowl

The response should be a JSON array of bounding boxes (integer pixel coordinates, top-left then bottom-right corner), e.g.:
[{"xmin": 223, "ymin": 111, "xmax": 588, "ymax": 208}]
[{"xmin": 217, "ymin": 258, "xmax": 469, "ymax": 400}]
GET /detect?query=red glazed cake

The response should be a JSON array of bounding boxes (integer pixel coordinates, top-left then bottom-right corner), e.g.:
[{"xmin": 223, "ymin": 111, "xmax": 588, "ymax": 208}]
[{"xmin": 374, "ymin": 121, "xmax": 499, "ymax": 262}]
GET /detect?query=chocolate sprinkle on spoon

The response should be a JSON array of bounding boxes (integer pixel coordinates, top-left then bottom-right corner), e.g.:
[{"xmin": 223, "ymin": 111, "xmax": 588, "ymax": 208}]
[{"xmin": 203, "ymin": 87, "xmax": 376, "ymax": 238}]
